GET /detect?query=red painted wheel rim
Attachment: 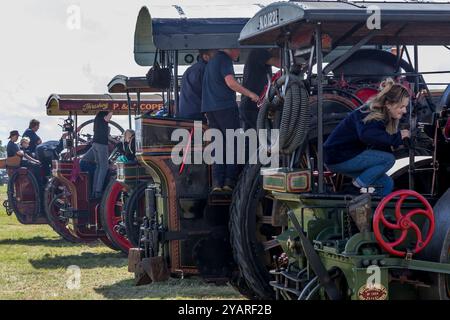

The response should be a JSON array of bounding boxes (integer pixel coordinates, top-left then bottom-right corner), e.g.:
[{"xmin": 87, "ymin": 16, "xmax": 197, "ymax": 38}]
[
  {"xmin": 373, "ymin": 190, "xmax": 435, "ymax": 257},
  {"xmin": 353, "ymin": 87, "xmax": 378, "ymax": 104},
  {"xmin": 105, "ymin": 182, "xmax": 132, "ymax": 251}
]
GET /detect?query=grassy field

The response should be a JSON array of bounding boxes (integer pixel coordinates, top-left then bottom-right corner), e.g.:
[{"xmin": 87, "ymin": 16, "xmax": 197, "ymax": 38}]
[{"xmin": 0, "ymin": 185, "xmax": 242, "ymax": 300}]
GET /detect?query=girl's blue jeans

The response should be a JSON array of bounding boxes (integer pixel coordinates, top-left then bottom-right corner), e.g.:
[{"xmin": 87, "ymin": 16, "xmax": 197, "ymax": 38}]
[{"xmin": 326, "ymin": 150, "xmax": 396, "ymax": 196}]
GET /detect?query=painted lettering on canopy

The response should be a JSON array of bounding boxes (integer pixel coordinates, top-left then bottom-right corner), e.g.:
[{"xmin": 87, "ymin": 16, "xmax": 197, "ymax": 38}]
[
  {"xmin": 57, "ymin": 100, "xmax": 164, "ymax": 113},
  {"xmin": 259, "ymin": 9, "xmax": 279, "ymax": 31}
]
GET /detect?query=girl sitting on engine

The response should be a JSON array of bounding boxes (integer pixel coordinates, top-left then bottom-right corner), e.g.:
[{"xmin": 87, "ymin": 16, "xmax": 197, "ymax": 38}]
[
  {"xmin": 116, "ymin": 129, "xmax": 136, "ymax": 163},
  {"xmin": 324, "ymin": 78, "xmax": 410, "ymax": 196}
]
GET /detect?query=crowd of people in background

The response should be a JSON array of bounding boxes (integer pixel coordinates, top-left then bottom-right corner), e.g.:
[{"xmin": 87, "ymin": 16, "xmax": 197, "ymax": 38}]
[{"xmin": 5, "ymin": 114, "xmax": 136, "ymax": 198}]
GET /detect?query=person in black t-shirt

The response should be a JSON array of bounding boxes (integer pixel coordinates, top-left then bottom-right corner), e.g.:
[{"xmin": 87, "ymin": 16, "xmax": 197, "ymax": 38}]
[
  {"xmin": 239, "ymin": 49, "xmax": 280, "ymax": 130},
  {"xmin": 82, "ymin": 111, "xmax": 113, "ymax": 198}
]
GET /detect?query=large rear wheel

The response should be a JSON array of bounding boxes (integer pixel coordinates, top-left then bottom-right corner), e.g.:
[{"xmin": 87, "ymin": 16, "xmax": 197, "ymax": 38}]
[
  {"xmin": 100, "ymin": 179, "xmax": 132, "ymax": 254},
  {"xmin": 230, "ymin": 164, "xmax": 286, "ymax": 299},
  {"xmin": 44, "ymin": 177, "xmax": 92, "ymax": 243},
  {"xmin": 123, "ymin": 182, "xmax": 147, "ymax": 247},
  {"xmin": 418, "ymin": 188, "xmax": 450, "ymax": 299},
  {"xmin": 7, "ymin": 169, "xmax": 43, "ymax": 224}
]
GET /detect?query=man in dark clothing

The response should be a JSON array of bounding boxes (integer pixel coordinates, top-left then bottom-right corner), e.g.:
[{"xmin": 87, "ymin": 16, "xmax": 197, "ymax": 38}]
[
  {"xmin": 22, "ymin": 119, "xmax": 42, "ymax": 154},
  {"xmin": 201, "ymin": 49, "xmax": 259, "ymax": 192},
  {"xmin": 82, "ymin": 111, "xmax": 113, "ymax": 198},
  {"xmin": 178, "ymin": 49, "xmax": 217, "ymax": 120},
  {"xmin": 7, "ymin": 130, "xmax": 20, "ymax": 158},
  {"xmin": 239, "ymin": 49, "xmax": 280, "ymax": 130}
]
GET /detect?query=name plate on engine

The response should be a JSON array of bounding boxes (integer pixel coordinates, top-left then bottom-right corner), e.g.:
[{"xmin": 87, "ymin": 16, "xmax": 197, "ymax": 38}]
[
  {"xmin": 259, "ymin": 9, "xmax": 279, "ymax": 31},
  {"xmin": 261, "ymin": 168, "xmax": 311, "ymax": 193}
]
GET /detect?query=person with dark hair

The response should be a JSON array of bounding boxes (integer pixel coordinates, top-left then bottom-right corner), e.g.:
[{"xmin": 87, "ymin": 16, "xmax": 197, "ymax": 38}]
[
  {"xmin": 324, "ymin": 78, "xmax": 411, "ymax": 196},
  {"xmin": 82, "ymin": 111, "xmax": 113, "ymax": 199},
  {"xmin": 178, "ymin": 49, "xmax": 217, "ymax": 120},
  {"xmin": 239, "ymin": 48, "xmax": 280, "ymax": 130},
  {"xmin": 22, "ymin": 119, "xmax": 42, "ymax": 154},
  {"xmin": 201, "ymin": 48, "xmax": 260, "ymax": 192}
]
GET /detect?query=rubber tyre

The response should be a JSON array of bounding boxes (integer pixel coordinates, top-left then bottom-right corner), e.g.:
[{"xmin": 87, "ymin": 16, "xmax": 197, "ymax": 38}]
[
  {"xmin": 7, "ymin": 169, "xmax": 41, "ymax": 224},
  {"xmin": 99, "ymin": 236, "xmax": 121, "ymax": 252},
  {"xmin": 418, "ymin": 188, "xmax": 450, "ymax": 300},
  {"xmin": 123, "ymin": 182, "xmax": 147, "ymax": 248},
  {"xmin": 230, "ymin": 164, "xmax": 275, "ymax": 300}
]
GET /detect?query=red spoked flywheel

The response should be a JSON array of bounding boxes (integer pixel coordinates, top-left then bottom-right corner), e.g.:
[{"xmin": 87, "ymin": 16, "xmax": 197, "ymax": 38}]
[{"xmin": 373, "ymin": 190, "xmax": 435, "ymax": 257}]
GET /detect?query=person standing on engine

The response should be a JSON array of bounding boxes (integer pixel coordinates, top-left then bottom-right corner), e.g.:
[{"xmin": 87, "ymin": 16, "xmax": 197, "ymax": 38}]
[
  {"xmin": 178, "ymin": 49, "xmax": 217, "ymax": 120},
  {"xmin": 201, "ymin": 48, "xmax": 259, "ymax": 192},
  {"xmin": 324, "ymin": 78, "xmax": 410, "ymax": 196},
  {"xmin": 239, "ymin": 48, "xmax": 280, "ymax": 130},
  {"xmin": 82, "ymin": 111, "xmax": 113, "ymax": 199}
]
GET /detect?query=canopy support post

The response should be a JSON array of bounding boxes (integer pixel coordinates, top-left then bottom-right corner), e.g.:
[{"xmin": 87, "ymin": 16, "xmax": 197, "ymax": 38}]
[
  {"xmin": 408, "ymin": 45, "xmax": 420, "ymax": 190},
  {"xmin": 126, "ymin": 90, "xmax": 132, "ymax": 129},
  {"xmin": 137, "ymin": 89, "xmax": 141, "ymax": 117},
  {"xmin": 174, "ymin": 50, "xmax": 179, "ymax": 116},
  {"xmin": 74, "ymin": 112, "xmax": 78, "ymax": 159},
  {"xmin": 316, "ymin": 23, "xmax": 324, "ymax": 193}
]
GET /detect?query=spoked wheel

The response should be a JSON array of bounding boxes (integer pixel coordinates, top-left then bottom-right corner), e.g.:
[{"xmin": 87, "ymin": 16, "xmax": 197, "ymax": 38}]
[
  {"xmin": 7, "ymin": 169, "xmax": 44, "ymax": 224},
  {"xmin": 44, "ymin": 177, "xmax": 91, "ymax": 243},
  {"xmin": 123, "ymin": 182, "xmax": 147, "ymax": 247},
  {"xmin": 76, "ymin": 119, "xmax": 124, "ymax": 155},
  {"xmin": 100, "ymin": 179, "xmax": 132, "ymax": 253},
  {"xmin": 230, "ymin": 164, "xmax": 286, "ymax": 300}
]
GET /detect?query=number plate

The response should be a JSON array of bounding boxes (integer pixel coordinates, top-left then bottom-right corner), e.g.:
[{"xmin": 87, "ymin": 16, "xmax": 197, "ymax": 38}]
[{"xmin": 259, "ymin": 9, "xmax": 279, "ymax": 31}]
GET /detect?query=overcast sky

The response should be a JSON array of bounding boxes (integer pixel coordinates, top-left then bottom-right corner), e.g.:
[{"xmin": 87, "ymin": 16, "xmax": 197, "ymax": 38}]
[{"xmin": 0, "ymin": 0, "xmax": 449, "ymax": 144}]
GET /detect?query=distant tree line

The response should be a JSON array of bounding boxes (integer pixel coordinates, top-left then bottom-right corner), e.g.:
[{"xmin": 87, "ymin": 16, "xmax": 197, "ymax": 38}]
[{"xmin": 0, "ymin": 140, "xmax": 6, "ymax": 158}]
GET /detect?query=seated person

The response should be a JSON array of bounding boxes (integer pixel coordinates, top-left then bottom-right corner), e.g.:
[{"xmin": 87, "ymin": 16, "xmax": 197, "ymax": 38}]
[
  {"xmin": 115, "ymin": 129, "xmax": 136, "ymax": 163},
  {"xmin": 22, "ymin": 119, "xmax": 42, "ymax": 155},
  {"xmin": 324, "ymin": 78, "xmax": 410, "ymax": 196},
  {"xmin": 9, "ymin": 136, "xmax": 43, "ymax": 185},
  {"xmin": 7, "ymin": 130, "xmax": 21, "ymax": 161}
]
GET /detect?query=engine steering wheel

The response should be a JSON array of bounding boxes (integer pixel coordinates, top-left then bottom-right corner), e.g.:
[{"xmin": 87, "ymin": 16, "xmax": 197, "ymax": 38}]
[
  {"xmin": 373, "ymin": 190, "xmax": 435, "ymax": 257},
  {"xmin": 76, "ymin": 119, "xmax": 124, "ymax": 144}
]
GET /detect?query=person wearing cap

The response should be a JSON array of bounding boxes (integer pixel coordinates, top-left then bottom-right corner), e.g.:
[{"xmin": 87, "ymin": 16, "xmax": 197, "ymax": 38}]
[{"xmin": 7, "ymin": 130, "xmax": 21, "ymax": 158}]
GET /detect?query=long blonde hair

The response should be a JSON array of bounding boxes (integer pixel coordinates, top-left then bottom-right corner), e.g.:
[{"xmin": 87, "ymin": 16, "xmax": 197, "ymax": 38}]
[{"xmin": 362, "ymin": 78, "xmax": 410, "ymax": 134}]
